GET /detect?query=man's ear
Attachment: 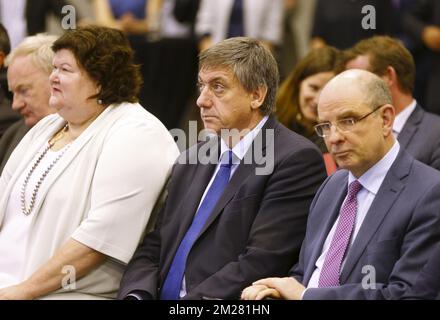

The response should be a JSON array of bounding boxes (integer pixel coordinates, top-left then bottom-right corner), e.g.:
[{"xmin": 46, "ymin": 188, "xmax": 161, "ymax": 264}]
[
  {"xmin": 381, "ymin": 66, "xmax": 397, "ymax": 88},
  {"xmin": 381, "ymin": 103, "xmax": 395, "ymax": 137},
  {"xmin": 250, "ymin": 85, "xmax": 268, "ymax": 110}
]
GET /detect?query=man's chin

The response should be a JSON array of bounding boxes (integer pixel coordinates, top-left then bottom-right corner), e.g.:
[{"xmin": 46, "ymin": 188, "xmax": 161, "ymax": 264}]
[
  {"xmin": 333, "ymin": 154, "xmax": 352, "ymax": 169},
  {"xmin": 202, "ymin": 122, "xmax": 220, "ymax": 134},
  {"xmin": 24, "ymin": 118, "xmax": 38, "ymax": 128}
]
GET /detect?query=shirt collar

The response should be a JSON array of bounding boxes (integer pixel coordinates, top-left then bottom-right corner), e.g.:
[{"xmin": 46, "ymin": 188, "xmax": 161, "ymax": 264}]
[
  {"xmin": 220, "ymin": 115, "xmax": 269, "ymax": 163},
  {"xmin": 348, "ymin": 141, "xmax": 400, "ymax": 195},
  {"xmin": 393, "ymin": 99, "xmax": 417, "ymax": 135}
]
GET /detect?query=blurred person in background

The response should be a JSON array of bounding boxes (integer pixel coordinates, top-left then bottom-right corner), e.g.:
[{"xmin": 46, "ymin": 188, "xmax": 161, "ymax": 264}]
[
  {"xmin": 0, "ymin": 0, "xmax": 75, "ymax": 49},
  {"xmin": 94, "ymin": 0, "xmax": 162, "ymax": 37},
  {"xmin": 344, "ymin": 35, "xmax": 440, "ymax": 171},
  {"xmin": 276, "ymin": 46, "xmax": 341, "ymax": 175},
  {"xmin": 404, "ymin": 0, "xmax": 440, "ymax": 115},
  {"xmin": 276, "ymin": 46, "xmax": 341, "ymax": 154},
  {"xmin": 0, "ymin": 23, "xmax": 19, "ymax": 139},
  {"xmin": 196, "ymin": 0, "xmax": 283, "ymax": 52},
  {"xmin": 310, "ymin": 0, "xmax": 397, "ymax": 50}
]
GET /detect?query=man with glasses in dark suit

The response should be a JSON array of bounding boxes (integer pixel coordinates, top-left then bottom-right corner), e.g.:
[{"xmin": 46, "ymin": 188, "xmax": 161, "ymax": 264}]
[{"xmin": 242, "ymin": 69, "xmax": 440, "ymax": 300}]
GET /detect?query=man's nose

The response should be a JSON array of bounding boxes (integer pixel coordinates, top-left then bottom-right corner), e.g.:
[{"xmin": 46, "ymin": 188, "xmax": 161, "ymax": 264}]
[
  {"xmin": 326, "ymin": 124, "xmax": 345, "ymax": 144},
  {"xmin": 196, "ymin": 87, "xmax": 213, "ymax": 109},
  {"xmin": 11, "ymin": 93, "xmax": 25, "ymax": 111}
]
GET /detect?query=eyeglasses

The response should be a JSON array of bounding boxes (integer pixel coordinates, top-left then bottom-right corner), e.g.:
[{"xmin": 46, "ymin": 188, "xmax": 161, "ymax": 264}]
[{"xmin": 314, "ymin": 105, "xmax": 384, "ymax": 138}]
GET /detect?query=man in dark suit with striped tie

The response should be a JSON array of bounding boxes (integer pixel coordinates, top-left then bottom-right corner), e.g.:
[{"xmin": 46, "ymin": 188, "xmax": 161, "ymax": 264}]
[{"xmin": 117, "ymin": 37, "xmax": 327, "ymax": 300}]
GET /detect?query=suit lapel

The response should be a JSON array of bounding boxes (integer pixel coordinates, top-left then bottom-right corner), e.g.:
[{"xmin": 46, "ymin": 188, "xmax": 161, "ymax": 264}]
[
  {"xmin": 163, "ymin": 128, "xmax": 262, "ymax": 271},
  {"xmin": 397, "ymin": 105, "xmax": 423, "ymax": 149},
  {"xmin": 196, "ymin": 157, "xmax": 259, "ymax": 239},
  {"xmin": 174, "ymin": 154, "xmax": 217, "ymax": 246},
  {"xmin": 195, "ymin": 117, "xmax": 275, "ymax": 240},
  {"xmin": 303, "ymin": 177, "xmax": 348, "ymax": 284},
  {"xmin": 340, "ymin": 150, "xmax": 412, "ymax": 282},
  {"xmin": 160, "ymin": 139, "xmax": 219, "ymax": 277}
]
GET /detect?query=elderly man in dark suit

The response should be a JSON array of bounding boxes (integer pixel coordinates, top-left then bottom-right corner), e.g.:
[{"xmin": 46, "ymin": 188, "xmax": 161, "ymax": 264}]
[
  {"xmin": 118, "ymin": 37, "xmax": 327, "ymax": 300},
  {"xmin": 343, "ymin": 35, "xmax": 440, "ymax": 171},
  {"xmin": 0, "ymin": 34, "xmax": 57, "ymax": 174},
  {"xmin": 242, "ymin": 69, "xmax": 440, "ymax": 300}
]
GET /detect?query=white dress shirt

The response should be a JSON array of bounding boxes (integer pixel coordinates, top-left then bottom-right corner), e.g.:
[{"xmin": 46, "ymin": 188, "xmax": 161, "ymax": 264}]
[
  {"xmin": 179, "ymin": 115, "xmax": 269, "ymax": 298},
  {"xmin": 393, "ymin": 100, "xmax": 417, "ymax": 137},
  {"xmin": 306, "ymin": 141, "xmax": 400, "ymax": 290}
]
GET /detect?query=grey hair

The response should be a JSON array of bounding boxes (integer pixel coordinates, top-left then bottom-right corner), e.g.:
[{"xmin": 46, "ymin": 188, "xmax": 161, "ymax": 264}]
[
  {"xmin": 5, "ymin": 33, "xmax": 58, "ymax": 75},
  {"xmin": 199, "ymin": 37, "xmax": 279, "ymax": 115},
  {"xmin": 360, "ymin": 73, "xmax": 392, "ymax": 109},
  {"xmin": 332, "ymin": 69, "xmax": 392, "ymax": 110}
]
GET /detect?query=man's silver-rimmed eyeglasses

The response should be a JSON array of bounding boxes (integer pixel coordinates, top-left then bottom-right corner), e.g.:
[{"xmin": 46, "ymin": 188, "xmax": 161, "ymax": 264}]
[{"xmin": 314, "ymin": 105, "xmax": 384, "ymax": 138}]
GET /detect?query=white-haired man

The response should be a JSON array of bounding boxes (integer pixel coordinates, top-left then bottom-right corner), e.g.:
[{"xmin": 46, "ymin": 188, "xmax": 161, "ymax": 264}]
[{"xmin": 0, "ymin": 34, "xmax": 57, "ymax": 173}]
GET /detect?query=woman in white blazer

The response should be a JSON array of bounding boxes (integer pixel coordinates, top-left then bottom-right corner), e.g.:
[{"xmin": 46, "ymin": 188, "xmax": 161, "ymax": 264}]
[{"xmin": 0, "ymin": 25, "xmax": 179, "ymax": 299}]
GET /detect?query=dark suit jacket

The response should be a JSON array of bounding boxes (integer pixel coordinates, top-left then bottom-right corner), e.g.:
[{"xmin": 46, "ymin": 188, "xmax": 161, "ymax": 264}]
[
  {"xmin": 118, "ymin": 116, "xmax": 327, "ymax": 300},
  {"xmin": 402, "ymin": 242, "xmax": 440, "ymax": 300},
  {"xmin": 0, "ymin": 120, "xmax": 28, "ymax": 175},
  {"xmin": 290, "ymin": 148, "xmax": 440, "ymax": 299},
  {"xmin": 398, "ymin": 104, "xmax": 440, "ymax": 170},
  {"xmin": 0, "ymin": 91, "xmax": 18, "ymax": 139}
]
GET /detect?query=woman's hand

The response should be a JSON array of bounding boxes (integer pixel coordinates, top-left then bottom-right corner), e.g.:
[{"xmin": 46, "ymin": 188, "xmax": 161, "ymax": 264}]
[{"xmin": 0, "ymin": 283, "xmax": 35, "ymax": 300}]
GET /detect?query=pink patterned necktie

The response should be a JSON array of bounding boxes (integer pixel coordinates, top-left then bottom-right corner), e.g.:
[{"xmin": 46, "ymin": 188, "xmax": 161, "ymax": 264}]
[{"xmin": 318, "ymin": 180, "xmax": 362, "ymax": 287}]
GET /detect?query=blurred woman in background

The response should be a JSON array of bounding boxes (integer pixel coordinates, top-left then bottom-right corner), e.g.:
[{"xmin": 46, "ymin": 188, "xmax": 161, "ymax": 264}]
[{"xmin": 276, "ymin": 46, "xmax": 341, "ymax": 153}]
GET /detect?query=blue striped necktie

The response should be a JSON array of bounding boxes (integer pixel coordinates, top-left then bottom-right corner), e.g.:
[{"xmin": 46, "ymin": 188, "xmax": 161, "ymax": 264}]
[{"xmin": 160, "ymin": 150, "xmax": 233, "ymax": 300}]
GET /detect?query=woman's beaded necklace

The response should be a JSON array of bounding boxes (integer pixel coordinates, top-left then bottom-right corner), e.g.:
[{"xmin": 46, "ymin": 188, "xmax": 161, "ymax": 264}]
[{"xmin": 20, "ymin": 124, "xmax": 71, "ymax": 215}]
